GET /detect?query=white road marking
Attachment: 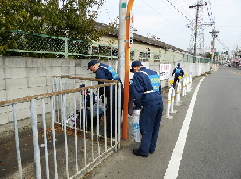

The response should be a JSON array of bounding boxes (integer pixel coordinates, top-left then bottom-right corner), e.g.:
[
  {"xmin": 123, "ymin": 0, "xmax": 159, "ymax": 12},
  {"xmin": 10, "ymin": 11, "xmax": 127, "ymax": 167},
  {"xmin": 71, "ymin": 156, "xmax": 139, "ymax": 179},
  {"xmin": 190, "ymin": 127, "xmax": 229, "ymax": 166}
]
[{"xmin": 164, "ymin": 77, "xmax": 205, "ymax": 179}]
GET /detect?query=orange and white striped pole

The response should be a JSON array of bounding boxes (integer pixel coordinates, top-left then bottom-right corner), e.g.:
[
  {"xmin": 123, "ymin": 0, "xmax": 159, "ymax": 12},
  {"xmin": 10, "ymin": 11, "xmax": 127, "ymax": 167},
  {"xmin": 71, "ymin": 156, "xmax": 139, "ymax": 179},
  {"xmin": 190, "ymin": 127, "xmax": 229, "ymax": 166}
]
[{"xmin": 122, "ymin": 0, "xmax": 134, "ymax": 140}]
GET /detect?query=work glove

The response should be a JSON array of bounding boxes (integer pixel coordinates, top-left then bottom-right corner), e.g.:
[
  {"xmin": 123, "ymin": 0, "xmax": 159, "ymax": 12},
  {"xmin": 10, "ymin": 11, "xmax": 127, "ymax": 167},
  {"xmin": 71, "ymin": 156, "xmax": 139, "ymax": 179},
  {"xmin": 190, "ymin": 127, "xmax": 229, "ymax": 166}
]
[{"xmin": 133, "ymin": 106, "xmax": 142, "ymax": 110}]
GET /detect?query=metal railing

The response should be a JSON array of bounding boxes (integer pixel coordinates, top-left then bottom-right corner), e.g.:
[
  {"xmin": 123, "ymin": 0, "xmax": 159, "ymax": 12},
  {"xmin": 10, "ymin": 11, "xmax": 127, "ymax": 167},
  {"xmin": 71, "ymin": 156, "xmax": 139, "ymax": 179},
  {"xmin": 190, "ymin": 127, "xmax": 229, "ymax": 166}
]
[
  {"xmin": 0, "ymin": 77, "xmax": 122, "ymax": 178},
  {"xmin": 1, "ymin": 30, "xmax": 211, "ymax": 63}
]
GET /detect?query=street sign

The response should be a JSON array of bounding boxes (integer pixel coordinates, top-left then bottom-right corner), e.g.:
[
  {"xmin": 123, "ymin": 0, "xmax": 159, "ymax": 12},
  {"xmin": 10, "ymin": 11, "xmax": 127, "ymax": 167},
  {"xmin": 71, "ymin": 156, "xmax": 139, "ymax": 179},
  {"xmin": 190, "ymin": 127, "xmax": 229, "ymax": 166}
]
[{"xmin": 210, "ymin": 49, "xmax": 213, "ymax": 54}]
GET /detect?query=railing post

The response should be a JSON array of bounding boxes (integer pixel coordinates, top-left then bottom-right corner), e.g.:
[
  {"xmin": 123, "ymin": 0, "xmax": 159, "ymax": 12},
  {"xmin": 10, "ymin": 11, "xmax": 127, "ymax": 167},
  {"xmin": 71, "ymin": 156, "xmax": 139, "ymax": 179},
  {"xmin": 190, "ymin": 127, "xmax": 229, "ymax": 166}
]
[
  {"xmin": 13, "ymin": 104, "xmax": 23, "ymax": 179},
  {"xmin": 170, "ymin": 87, "xmax": 177, "ymax": 114},
  {"xmin": 182, "ymin": 78, "xmax": 186, "ymax": 97},
  {"xmin": 190, "ymin": 75, "xmax": 193, "ymax": 90},
  {"xmin": 165, "ymin": 88, "xmax": 173, "ymax": 119},
  {"xmin": 30, "ymin": 99, "xmax": 41, "ymax": 179},
  {"xmin": 176, "ymin": 84, "xmax": 179, "ymax": 106},
  {"xmin": 178, "ymin": 82, "xmax": 182, "ymax": 104}
]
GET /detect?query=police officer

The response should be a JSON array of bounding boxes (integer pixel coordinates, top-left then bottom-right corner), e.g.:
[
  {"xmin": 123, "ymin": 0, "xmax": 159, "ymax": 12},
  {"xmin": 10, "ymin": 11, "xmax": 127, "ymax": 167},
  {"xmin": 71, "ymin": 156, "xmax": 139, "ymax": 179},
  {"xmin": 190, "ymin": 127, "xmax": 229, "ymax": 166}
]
[
  {"xmin": 87, "ymin": 60, "xmax": 123, "ymax": 138},
  {"xmin": 131, "ymin": 61, "xmax": 163, "ymax": 157},
  {"xmin": 172, "ymin": 63, "xmax": 184, "ymax": 89}
]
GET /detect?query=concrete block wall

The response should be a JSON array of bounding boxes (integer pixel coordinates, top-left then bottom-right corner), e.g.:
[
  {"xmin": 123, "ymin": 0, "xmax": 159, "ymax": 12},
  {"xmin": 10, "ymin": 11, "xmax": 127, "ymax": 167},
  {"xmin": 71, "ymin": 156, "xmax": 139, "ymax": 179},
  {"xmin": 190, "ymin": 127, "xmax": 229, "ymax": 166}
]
[
  {"xmin": 0, "ymin": 56, "xmax": 214, "ymax": 128},
  {"xmin": 0, "ymin": 56, "xmax": 93, "ymax": 128}
]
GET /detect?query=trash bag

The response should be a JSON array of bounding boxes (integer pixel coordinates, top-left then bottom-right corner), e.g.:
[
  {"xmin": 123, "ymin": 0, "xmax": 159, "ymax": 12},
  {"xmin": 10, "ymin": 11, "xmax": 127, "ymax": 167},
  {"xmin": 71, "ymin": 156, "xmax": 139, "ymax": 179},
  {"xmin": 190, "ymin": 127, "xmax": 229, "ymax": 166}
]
[
  {"xmin": 66, "ymin": 113, "xmax": 77, "ymax": 128},
  {"xmin": 132, "ymin": 110, "xmax": 141, "ymax": 142}
]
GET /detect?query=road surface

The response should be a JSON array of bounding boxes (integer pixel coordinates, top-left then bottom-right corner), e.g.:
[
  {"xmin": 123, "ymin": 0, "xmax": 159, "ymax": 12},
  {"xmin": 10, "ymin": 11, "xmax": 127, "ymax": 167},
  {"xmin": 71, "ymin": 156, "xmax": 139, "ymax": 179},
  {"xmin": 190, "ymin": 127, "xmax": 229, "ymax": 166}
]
[{"xmin": 86, "ymin": 66, "xmax": 241, "ymax": 179}]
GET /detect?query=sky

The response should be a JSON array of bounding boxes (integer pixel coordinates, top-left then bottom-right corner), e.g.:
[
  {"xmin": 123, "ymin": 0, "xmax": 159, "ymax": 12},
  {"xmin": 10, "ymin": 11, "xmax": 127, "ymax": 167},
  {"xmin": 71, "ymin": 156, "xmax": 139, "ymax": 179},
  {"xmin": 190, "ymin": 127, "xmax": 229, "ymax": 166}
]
[{"xmin": 96, "ymin": 0, "xmax": 241, "ymax": 55}]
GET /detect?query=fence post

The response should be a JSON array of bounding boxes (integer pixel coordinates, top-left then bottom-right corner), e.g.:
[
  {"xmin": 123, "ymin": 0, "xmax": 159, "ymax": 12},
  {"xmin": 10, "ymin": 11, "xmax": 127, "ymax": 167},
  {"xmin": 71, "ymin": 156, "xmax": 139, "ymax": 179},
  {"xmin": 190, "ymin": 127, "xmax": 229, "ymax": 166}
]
[{"xmin": 65, "ymin": 38, "xmax": 68, "ymax": 58}]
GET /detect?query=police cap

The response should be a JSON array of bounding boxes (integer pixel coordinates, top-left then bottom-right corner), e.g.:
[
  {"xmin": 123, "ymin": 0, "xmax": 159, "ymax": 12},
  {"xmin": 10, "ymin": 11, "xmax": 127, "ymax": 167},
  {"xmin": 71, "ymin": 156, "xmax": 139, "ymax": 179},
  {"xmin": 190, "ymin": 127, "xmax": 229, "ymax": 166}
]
[
  {"xmin": 87, "ymin": 60, "xmax": 98, "ymax": 70},
  {"xmin": 130, "ymin": 61, "xmax": 143, "ymax": 72}
]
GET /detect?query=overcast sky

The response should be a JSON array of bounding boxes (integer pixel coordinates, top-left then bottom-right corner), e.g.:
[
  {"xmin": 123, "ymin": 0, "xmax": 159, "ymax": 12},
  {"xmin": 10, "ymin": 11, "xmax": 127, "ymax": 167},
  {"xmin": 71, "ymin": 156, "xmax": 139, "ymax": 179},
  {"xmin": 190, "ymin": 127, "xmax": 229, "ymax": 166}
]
[{"xmin": 96, "ymin": 0, "xmax": 241, "ymax": 54}]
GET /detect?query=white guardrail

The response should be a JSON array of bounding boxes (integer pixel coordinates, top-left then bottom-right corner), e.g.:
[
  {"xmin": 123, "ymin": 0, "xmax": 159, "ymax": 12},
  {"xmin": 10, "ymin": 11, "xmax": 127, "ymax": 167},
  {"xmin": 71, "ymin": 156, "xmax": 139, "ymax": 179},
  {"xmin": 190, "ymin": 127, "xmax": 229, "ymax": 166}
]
[
  {"xmin": 165, "ymin": 75, "xmax": 192, "ymax": 119},
  {"xmin": 0, "ymin": 76, "xmax": 122, "ymax": 179}
]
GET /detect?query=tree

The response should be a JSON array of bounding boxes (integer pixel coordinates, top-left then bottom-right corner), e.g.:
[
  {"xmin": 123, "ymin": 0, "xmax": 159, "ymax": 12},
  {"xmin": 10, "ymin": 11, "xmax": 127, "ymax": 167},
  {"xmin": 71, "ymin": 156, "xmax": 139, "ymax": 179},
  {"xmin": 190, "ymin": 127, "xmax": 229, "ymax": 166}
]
[
  {"xmin": 205, "ymin": 52, "xmax": 217, "ymax": 61},
  {"xmin": 0, "ymin": 0, "xmax": 112, "ymax": 55},
  {"xmin": 205, "ymin": 52, "xmax": 212, "ymax": 59}
]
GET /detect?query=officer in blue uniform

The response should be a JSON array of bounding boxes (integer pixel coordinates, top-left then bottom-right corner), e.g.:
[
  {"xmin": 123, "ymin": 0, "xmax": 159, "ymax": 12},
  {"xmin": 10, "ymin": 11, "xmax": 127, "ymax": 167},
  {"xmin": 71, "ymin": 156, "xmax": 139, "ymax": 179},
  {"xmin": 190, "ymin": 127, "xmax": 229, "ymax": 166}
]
[
  {"xmin": 131, "ymin": 61, "xmax": 163, "ymax": 157},
  {"xmin": 87, "ymin": 60, "xmax": 123, "ymax": 138},
  {"xmin": 172, "ymin": 63, "xmax": 184, "ymax": 89}
]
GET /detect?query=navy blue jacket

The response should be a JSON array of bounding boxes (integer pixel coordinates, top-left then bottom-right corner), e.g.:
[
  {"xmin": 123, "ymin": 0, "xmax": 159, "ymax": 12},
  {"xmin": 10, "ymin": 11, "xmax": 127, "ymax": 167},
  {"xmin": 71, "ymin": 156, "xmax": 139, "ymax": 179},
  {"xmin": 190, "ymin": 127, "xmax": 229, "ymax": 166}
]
[
  {"xmin": 95, "ymin": 63, "xmax": 122, "ymax": 98},
  {"xmin": 133, "ymin": 67, "xmax": 162, "ymax": 108},
  {"xmin": 172, "ymin": 67, "xmax": 184, "ymax": 78}
]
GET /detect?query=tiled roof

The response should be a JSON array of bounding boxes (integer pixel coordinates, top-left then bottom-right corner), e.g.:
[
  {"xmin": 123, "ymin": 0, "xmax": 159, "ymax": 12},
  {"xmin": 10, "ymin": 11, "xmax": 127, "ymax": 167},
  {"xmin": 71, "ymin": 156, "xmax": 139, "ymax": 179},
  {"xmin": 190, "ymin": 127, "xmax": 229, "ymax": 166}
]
[{"xmin": 95, "ymin": 22, "xmax": 190, "ymax": 54}]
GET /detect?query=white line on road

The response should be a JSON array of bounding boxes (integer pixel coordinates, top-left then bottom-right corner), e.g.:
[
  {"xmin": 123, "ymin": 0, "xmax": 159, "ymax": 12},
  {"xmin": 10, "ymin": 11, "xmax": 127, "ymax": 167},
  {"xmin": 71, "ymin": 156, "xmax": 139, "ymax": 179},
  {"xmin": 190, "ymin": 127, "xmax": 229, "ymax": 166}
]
[{"xmin": 164, "ymin": 77, "xmax": 205, "ymax": 179}]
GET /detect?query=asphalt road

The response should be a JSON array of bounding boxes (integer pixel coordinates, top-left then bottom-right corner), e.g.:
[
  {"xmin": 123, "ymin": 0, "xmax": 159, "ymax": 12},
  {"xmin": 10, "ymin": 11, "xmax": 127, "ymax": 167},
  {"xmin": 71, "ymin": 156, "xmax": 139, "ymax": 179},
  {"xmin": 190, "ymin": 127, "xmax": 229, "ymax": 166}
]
[
  {"xmin": 178, "ymin": 66, "xmax": 241, "ymax": 179},
  {"xmin": 86, "ymin": 66, "xmax": 241, "ymax": 179}
]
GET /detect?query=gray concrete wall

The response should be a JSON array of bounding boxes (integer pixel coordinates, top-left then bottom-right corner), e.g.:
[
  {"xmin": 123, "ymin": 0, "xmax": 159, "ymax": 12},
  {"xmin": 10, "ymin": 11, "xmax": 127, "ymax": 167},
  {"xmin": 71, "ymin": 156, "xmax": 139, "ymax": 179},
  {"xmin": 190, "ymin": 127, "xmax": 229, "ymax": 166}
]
[{"xmin": 0, "ymin": 56, "xmax": 214, "ymax": 127}]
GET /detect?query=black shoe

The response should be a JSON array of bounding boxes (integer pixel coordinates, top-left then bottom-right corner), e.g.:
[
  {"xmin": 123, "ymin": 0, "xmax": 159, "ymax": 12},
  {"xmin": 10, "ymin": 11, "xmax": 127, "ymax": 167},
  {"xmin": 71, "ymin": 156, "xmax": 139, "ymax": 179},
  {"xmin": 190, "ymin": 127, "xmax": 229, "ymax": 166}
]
[
  {"xmin": 149, "ymin": 149, "xmax": 154, "ymax": 154},
  {"xmin": 133, "ymin": 149, "xmax": 148, "ymax": 157}
]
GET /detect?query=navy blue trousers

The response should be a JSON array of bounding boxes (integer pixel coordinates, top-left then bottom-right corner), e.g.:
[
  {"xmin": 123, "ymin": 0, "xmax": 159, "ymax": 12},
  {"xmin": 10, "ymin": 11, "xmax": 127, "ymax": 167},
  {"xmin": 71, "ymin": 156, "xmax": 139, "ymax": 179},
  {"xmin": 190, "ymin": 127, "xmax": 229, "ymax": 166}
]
[
  {"xmin": 173, "ymin": 77, "xmax": 180, "ymax": 89},
  {"xmin": 139, "ymin": 102, "xmax": 163, "ymax": 156}
]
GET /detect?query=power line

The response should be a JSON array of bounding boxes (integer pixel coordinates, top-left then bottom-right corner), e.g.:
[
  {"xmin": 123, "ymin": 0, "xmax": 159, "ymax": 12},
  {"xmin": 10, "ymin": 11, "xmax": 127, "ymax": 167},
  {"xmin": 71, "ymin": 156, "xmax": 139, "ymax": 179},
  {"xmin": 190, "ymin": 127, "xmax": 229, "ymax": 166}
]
[
  {"xmin": 216, "ymin": 38, "xmax": 229, "ymax": 50},
  {"xmin": 140, "ymin": 0, "xmax": 190, "ymax": 34},
  {"xmin": 164, "ymin": 0, "xmax": 192, "ymax": 23},
  {"xmin": 173, "ymin": 0, "xmax": 197, "ymax": 20}
]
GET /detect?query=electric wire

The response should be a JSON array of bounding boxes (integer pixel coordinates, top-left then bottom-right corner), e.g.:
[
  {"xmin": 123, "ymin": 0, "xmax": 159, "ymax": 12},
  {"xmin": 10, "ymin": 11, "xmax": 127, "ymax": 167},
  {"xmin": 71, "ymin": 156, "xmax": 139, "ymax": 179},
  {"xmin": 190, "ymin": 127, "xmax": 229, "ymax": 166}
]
[
  {"xmin": 216, "ymin": 38, "xmax": 229, "ymax": 50},
  {"xmin": 172, "ymin": 0, "xmax": 195, "ymax": 20},
  {"xmin": 163, "ymin": 0, "xmax": 192, "ymax": 23},
  {"xmin": 140, "ymin": 0, "xmax": 190, "ymax": 34}
]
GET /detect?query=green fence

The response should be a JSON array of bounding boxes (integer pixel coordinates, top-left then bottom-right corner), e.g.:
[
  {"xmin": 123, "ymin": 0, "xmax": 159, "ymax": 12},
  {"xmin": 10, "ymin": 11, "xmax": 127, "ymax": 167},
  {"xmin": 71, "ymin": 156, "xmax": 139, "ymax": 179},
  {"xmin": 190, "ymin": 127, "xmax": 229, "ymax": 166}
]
[{"xmin": 0, "ymin": 30, "xmax": 211, "ymax": 63}]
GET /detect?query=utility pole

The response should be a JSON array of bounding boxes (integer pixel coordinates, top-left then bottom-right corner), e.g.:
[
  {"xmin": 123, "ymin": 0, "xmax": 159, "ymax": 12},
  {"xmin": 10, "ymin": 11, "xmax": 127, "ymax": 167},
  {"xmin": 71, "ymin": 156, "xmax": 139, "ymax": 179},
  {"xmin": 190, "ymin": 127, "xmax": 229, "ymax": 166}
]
[
  {"xmin": 209, "ymin": 29, "xmax": 219, "ymax": 71},
  {"xmin": 117, "ymin": 0, "xmax": 127, "ymax": 84},
  {"xmin": 189, "ymin": 2, "xmax": 207, "ymax": 60},
  {"xmin": 193, "ymin": 5, "xmax": 199, "ymax": 58}
]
